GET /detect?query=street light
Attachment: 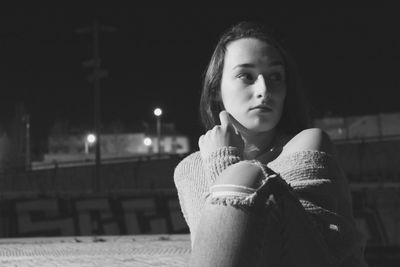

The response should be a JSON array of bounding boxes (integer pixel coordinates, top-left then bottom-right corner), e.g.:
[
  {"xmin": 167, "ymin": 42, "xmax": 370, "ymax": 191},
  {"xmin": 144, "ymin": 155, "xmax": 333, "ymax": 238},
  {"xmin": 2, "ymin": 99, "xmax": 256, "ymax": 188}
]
[
  {"xmin": 153, "ymin": 108, "xmax": 162, "ymax": 154},
  {"xmin": 85, "ymin": 133, "xmax": 96, "ymax": 154},
  {"xmin": 143, "ymin": 137, "xmax": 152, "ymax": 146}
]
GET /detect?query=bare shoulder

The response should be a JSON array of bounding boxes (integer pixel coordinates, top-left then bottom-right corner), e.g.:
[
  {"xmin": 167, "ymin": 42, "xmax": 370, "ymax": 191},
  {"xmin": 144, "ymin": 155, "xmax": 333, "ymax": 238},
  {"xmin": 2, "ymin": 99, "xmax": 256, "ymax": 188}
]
[{"xmin": 282, "ymin": 128, "xmax": 334, "ymax": 155}]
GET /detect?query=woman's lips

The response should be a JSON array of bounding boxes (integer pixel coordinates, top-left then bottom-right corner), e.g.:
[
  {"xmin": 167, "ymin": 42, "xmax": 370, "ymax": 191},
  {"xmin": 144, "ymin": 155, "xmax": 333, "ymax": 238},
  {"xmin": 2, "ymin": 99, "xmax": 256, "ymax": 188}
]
[{"xmin": 250, "ymin": 105, "xmax": 272, "ymax": 111}]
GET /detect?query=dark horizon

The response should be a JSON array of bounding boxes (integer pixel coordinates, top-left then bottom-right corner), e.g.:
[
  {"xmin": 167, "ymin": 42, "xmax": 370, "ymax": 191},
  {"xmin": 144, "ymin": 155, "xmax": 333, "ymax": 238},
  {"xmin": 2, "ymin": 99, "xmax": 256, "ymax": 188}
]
[{"xmin": 1, "ymin": 6, "xmax": 399, "ymax": 151}]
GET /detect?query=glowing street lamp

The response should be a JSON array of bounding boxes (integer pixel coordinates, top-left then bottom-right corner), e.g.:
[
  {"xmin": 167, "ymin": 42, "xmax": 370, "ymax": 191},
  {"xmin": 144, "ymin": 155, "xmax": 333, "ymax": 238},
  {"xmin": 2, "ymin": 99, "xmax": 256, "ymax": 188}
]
[
  {"xmin": 87, "ymin": 133, "xmax": 96, "ymax": 144},
  {"xmin": 144, "ymin": 137, "xmax": 152, "ymax": 146},
  {"xmin": 154, "ymin": 108, "xmax": 162, "ymax": 117},
  {"xmin": 153, "ymin": 107, "xmax": 162, "ymax": 154},
  {"xmin": 85, "ymin": 133, "xmax": 96, "ymax": 154}
]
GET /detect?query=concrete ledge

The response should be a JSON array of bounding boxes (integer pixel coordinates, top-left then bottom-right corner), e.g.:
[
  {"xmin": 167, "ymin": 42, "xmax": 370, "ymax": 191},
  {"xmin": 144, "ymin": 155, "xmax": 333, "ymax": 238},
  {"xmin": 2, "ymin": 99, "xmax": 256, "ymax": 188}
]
[{"xmin": 0, "ymin": 234, "xmax": 191, "ymax": 266}]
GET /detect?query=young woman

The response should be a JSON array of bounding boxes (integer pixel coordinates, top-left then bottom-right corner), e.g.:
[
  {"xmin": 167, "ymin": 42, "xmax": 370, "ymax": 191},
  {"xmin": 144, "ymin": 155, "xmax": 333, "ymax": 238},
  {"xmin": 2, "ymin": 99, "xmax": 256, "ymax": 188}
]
[{"xmin": 174, "ymin": 21, "xmax": 368, "ymax": 266}]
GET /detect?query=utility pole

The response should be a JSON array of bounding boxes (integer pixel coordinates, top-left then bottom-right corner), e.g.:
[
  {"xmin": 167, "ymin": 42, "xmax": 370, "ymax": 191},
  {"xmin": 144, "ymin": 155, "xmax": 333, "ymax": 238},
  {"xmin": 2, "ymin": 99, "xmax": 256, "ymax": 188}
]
[
  {"xmin": 76, "ymin": 19, "xmax": 115, "ymax": 192},
  {"xmin": 23, "ymin": 114, "xmax": 30, "ymax": 170}
]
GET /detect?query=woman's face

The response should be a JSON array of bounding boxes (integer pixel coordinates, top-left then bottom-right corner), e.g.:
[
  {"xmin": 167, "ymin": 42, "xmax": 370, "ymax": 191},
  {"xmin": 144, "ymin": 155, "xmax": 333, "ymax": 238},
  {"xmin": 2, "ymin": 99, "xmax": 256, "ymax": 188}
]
[{"xmin": 220, "ymin": 38, "xmax": 287, "ymax": 133}]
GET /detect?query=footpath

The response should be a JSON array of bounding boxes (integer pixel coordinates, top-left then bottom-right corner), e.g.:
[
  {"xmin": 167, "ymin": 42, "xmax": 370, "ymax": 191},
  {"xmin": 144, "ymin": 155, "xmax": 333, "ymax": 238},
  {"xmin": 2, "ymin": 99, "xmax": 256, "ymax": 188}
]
[{"xmin": 0, "ymin": 234, "xmax": 191, "ymax": 266}]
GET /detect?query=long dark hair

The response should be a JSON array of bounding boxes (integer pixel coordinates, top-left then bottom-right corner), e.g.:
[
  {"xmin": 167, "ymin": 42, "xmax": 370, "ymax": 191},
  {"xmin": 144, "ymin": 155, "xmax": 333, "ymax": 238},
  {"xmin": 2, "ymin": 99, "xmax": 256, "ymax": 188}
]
[{"xmin": 199, "ymin": 21, "xmax": 310, "ymax": 135}]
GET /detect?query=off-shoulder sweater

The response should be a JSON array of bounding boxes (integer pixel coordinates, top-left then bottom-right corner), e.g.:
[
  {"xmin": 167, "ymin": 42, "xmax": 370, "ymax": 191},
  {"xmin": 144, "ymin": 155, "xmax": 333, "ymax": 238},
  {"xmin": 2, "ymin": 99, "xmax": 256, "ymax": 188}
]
[{"xmin": 174, "ymin": 148, "xmax": 368, "ymax": 266}]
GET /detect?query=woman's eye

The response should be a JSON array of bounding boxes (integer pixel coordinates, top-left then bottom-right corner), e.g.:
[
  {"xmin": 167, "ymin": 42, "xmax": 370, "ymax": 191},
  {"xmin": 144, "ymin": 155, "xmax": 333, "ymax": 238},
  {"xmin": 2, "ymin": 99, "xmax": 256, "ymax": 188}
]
[
  {"xmin": 269, "ymin": 73, "xmax": 283, "ymax": 82},
  {"xmin": 237, "ymin": 73, "xmax": 255, "ymax": 83}
]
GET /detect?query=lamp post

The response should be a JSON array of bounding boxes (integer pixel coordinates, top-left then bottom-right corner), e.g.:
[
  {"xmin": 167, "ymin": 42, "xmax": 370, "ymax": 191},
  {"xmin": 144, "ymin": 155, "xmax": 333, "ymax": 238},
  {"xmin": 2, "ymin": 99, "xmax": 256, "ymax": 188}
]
[
  {"xmin": 85, "ymin": 133, "xmax": 96, "ymax": 154},
  {"xmin": 143, "ymin": 137, "xmax": 152, "ymax": 153},
  {"xmin": 23, "ymin": 114, "xmax": 31, "ymax": 170},
  {"xmin": 153, "ymin": 108, "xmax": 162, "ymax": 154}
]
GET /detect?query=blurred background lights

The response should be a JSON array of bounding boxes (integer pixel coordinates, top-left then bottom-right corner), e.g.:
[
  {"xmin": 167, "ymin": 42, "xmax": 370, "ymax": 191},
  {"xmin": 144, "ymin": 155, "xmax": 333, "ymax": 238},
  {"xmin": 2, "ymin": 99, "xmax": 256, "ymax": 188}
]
[
  {"xmin": 153, "ymin": 108, "xmax": 162, "ymax": 117},
  {"xmin": 86, "ymin": 133, "xmax": 96, "ymax": 144},
  {"xmin": 144, "ymin": 137, "xmax": 152, "ymax": 146}
]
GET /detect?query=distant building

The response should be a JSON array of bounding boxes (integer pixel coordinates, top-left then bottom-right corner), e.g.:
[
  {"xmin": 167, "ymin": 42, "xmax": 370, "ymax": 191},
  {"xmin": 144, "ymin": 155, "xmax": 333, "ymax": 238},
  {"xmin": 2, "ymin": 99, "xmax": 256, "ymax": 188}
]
[
  {"xmin": 314, "ymin": 112, "xmax": 400, "ymax": 143},
  {"xmin": 42, "ymin": 123, "xmax": 190, "ymax": 163}
]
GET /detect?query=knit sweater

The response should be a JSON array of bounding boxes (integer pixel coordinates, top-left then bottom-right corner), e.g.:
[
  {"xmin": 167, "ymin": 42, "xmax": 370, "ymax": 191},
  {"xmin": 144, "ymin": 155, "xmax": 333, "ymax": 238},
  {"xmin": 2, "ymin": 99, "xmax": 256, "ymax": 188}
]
[{"xmin": 174, "ymin": 148, "xmax": 368, "ymax": 266}]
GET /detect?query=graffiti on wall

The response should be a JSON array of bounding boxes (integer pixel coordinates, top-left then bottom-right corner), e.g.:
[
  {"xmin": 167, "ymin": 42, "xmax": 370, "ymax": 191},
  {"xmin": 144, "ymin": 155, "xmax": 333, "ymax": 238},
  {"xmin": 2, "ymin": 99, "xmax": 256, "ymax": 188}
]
[
  {"xmin": 1, "ymin": 193, "xmax": 188, "ymax": 237},
  {"xmin": 2, "ymin": 190, "xmax": 399, "ymax": 247}
]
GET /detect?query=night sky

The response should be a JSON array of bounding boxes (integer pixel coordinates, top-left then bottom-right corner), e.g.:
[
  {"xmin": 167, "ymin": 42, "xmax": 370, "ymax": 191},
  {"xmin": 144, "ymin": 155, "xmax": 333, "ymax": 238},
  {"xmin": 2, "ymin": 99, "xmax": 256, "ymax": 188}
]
[{"xmin": 1, "ymin": 5, "xmax": 399, "ymax": 151}]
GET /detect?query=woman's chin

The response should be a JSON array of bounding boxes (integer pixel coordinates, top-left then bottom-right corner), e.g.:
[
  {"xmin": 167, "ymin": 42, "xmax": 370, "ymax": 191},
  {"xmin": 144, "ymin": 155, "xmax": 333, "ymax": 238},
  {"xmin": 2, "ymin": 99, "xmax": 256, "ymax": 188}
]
[{"xmin": 236, "ymin": 116, "xmax": 277, "ymax": 132}]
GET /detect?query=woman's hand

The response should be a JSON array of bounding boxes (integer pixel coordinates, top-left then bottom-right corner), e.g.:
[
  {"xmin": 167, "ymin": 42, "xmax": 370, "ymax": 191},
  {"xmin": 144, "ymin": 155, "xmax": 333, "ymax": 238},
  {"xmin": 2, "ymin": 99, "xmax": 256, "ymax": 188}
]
[{"xmin": 198, "ymin": 111, "xmax": 244, "ymax": 159}]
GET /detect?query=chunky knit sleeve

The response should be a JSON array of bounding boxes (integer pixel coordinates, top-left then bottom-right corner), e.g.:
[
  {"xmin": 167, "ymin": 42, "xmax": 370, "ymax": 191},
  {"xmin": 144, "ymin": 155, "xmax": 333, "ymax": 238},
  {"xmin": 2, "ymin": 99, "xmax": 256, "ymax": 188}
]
[
  {"xmin": 173, "ymin": 147, "xmax": 242, "ymax": 245},
  {"xmin": 173, "ymin": 152, "xmax": 206, "ymax": 238},
  {"xmin": 268, "ymin": 150, "xmax": 368, "ymax": 266}
]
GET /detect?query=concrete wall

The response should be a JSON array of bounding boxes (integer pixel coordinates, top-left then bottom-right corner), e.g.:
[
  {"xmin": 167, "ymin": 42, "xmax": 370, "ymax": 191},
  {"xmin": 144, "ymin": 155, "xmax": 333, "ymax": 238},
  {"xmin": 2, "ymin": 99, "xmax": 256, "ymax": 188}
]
[
  {"xmin": 0, "ymin": 191, "xmax": 188, "ymax": 238},
  {"xmin": 314, "ymin": 112, "xmax": 400, "ymax": 141},
  {"xmin": 336, "ymin": 140, "xmax": 400, "ymax": 182},
  {"xmin": 1, "ymin": 155, "xmax": 183, "ymax": 194}
]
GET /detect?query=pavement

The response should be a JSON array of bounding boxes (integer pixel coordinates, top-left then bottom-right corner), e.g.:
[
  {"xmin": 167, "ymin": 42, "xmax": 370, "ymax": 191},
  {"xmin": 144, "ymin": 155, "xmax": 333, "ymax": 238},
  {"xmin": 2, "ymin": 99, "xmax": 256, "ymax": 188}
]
[{"xmin": 0, "ymin": 234, "xmax": 191, "ymax": 266}]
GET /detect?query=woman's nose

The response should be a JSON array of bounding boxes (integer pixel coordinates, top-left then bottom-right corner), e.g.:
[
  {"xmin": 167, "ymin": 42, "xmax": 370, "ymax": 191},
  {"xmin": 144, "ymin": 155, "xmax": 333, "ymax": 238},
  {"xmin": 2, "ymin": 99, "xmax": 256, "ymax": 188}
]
[{"xmin": 255, "ymin": 75, "xmax": 271, "ymax": 100}]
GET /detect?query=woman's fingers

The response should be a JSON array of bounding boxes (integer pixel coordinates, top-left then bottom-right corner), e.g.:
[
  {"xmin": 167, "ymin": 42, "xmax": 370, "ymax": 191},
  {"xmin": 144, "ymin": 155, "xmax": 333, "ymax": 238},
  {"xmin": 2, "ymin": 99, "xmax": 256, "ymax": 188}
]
[
  {"xmin": 219, "ymin": 110, "xmax": 230, "ymax": 129},
  {"xmin": 220, "ymin": 110, "xmax": 242, "ymax": 134},
  {"xmin": 199, "ymin": 111, "xmax": 245, "ymax": 159},
  {"xmin": 198, "ymin": 134, "xmax": 204, "ymax": 148}
]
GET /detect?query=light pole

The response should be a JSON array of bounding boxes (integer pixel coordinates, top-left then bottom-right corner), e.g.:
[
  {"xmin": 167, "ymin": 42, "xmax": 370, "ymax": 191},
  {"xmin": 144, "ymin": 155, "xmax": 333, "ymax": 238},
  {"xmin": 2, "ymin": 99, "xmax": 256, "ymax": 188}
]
[
  {"xmin": 153, "ymin": 108, "xmax": 162, "ymax": 154},
  {"xmin": 23, "ymin": 114, "xmax": 30, "ymax": 170},
  {"xmin": 76, "ymin": 19, "xmax": 115, "ymax": 192}
]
